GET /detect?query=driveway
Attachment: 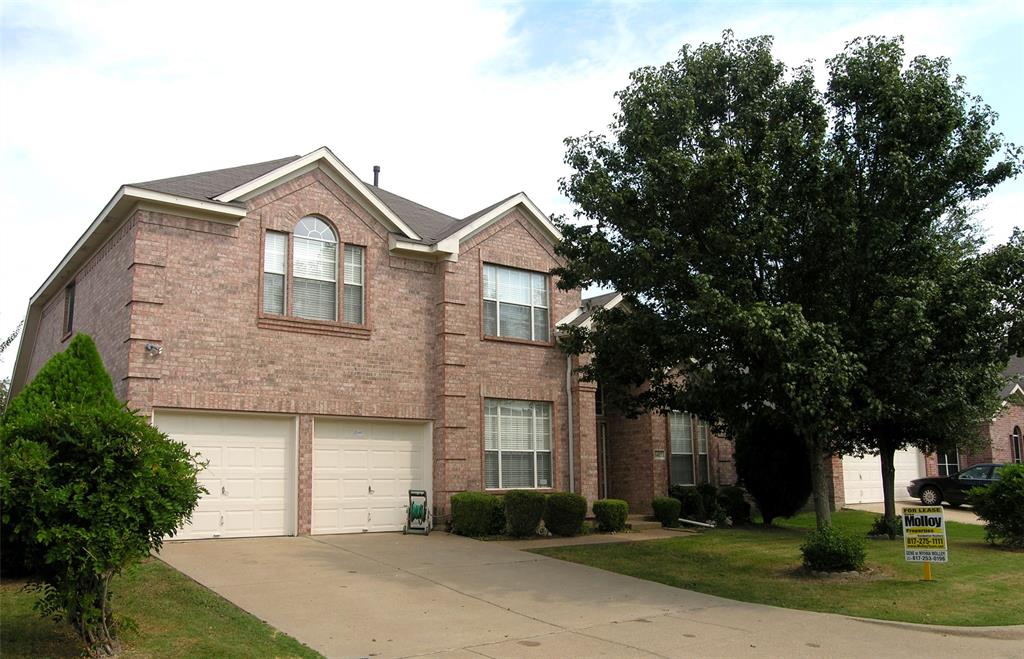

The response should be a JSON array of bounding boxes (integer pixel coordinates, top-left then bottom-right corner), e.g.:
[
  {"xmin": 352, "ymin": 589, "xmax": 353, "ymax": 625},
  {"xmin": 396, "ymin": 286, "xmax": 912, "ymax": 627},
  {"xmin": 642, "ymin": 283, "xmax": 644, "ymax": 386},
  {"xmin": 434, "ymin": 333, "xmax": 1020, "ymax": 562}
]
[
  {"xmin": 158, "ymin": 533, "xmax": 1021, "ymax": 659},
  {"xmin": 844, "ymin": 502, "xmax": 984, "ymax": 525}
]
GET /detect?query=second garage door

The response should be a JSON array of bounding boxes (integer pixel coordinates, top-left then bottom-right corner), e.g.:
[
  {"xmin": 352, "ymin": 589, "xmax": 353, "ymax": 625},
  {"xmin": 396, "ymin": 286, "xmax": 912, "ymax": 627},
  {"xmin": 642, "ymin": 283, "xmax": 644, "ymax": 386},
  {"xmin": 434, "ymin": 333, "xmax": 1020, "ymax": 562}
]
[
  {"xmin": 842, "ymin": 447, "xmax": 925, "ymax": 505},
  {"xmin": 312, "ymin": 418, "xmax": 432, "ymax": 534}
]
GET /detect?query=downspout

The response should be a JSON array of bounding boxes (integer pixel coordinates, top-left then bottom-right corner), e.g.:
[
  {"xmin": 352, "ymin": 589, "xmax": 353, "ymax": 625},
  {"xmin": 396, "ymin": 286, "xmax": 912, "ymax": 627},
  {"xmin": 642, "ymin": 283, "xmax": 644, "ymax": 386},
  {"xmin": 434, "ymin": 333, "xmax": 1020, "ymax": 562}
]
[{"xmin": 566, "ymin": 353, "xmax": 575, "ymax": 494}]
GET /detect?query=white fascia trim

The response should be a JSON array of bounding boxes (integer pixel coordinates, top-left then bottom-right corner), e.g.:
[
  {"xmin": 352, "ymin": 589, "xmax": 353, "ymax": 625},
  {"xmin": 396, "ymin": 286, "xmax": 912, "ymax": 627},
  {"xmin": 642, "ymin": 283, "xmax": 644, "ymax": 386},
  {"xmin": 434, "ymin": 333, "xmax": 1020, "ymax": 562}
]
[
  {"xmin": 450, "ymin": 192, "xmax": 562, "ymax": 245},
  {"xmin": 556, "ymin": 308, "xmax": 585, "ymax": 326},
  {"xmin": 388, "ymin": 235, "xmax": 460, "ymax": 261},
  {"xmin": 213, "ymin": 146, "xmax": 421, "ymax": 241},
  {"xmin": 579, "ymin": 293, "xmax": 624, "ymax": 329},
  {"xmin": 1009, "ymin": 384, "xmax": 1023, "ymax": 398}
]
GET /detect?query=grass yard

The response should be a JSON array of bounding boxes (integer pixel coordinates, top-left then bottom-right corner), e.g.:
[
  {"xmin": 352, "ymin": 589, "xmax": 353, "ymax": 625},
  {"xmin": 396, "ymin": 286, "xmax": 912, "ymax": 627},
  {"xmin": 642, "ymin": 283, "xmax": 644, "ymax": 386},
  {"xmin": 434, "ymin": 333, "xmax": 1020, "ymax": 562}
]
[
  {"xmin": 0, "ymin": 558, "xmax": 321, "ymax": 658},
  {"xmin": 533, "ymin": 510, "xmax": 1023, "ymax": 626}
]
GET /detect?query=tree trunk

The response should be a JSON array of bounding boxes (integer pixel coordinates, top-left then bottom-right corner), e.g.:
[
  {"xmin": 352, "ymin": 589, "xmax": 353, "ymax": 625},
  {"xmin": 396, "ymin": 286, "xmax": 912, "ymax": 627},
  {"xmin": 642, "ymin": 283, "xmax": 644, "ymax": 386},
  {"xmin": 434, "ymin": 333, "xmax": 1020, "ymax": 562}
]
[
  {"xmin": 879, "ymin": 440, "xmax": 897, "ymax": 539},
  {"xmin": 808, "ymin": 444, "xmax": 833, "ymax": 529}
]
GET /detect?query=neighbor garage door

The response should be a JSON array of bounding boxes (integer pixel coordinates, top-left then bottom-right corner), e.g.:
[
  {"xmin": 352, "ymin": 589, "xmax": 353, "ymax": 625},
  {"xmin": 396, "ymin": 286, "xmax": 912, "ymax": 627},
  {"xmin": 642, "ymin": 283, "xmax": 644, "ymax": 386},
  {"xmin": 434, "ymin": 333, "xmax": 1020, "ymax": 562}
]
[
  {"xmin": 313, "ymin": 418, "xmax": 431, "ymax": 534},
  {"xmin": 842, "ymin": 447, "xmax": 924, "ymax": 505},
  {"xmin": 154, "ymin": 410, "xmax": 296, "ymax": 540}
]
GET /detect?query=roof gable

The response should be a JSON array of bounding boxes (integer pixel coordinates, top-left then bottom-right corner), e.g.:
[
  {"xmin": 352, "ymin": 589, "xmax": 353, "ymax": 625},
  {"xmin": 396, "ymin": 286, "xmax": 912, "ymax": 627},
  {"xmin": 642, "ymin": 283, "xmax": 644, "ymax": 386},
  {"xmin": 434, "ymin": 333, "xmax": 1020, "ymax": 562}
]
[{"xmin": 132, "ymin": 156, "xmax": 302, "ymax": 202}]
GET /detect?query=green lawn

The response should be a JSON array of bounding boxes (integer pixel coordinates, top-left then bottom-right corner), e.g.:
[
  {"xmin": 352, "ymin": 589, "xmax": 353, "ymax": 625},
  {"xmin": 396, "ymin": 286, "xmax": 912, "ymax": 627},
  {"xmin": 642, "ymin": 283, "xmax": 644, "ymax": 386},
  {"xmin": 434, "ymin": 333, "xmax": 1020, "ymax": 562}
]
[
  {"xmin": 0, "ymin": 559, "xmax": 322, "ymax": 658},
  {"xmin": 533, "ymin": 510, "xmax": 1023, "ymax": 626}
]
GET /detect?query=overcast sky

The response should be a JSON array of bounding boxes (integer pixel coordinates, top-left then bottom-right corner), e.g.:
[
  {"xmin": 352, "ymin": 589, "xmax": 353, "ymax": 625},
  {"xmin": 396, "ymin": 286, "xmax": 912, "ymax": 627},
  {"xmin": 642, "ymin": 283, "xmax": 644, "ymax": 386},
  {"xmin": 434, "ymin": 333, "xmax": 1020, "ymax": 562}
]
[{"xmin": 1, "ymin": 0, "xmax": 1021, "ymax": 380}]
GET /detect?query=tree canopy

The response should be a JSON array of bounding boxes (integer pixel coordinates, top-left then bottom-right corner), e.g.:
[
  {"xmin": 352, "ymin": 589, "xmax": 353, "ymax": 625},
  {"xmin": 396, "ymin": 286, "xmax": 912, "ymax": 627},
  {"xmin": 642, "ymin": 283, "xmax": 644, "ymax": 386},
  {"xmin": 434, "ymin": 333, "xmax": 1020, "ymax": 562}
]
[{"xmin": 555, "ymin": 32, "xmax": 1022, "ymax": 528}]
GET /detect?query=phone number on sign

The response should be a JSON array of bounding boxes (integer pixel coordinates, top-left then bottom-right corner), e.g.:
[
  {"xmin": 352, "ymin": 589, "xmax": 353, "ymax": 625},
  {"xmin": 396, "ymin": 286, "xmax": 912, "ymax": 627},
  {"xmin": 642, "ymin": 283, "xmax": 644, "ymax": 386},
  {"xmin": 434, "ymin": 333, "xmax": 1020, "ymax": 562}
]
[{"xmin": 906, "ymin": 536, "xmax": 946, "ymax": 548}]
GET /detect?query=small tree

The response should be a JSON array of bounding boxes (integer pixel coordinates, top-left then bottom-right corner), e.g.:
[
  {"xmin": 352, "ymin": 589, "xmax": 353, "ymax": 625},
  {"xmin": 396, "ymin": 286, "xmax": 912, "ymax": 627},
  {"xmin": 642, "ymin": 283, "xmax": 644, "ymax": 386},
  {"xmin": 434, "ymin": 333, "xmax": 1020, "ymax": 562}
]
[
  {"xmin": 0, "ymin": 335, "xmax": 203, "ymax": 655},
  {"xmin": 734, "ymin": 412, "xmax": 812, "ymax": 525}
]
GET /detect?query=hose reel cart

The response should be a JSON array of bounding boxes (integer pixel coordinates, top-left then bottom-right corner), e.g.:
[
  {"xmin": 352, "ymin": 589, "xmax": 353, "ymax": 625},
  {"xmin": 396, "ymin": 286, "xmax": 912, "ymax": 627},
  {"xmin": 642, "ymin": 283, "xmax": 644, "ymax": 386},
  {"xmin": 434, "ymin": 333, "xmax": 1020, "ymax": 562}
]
[{"xmin": 403, "ymin": 489, "xmax": 431, "ymax": 535}]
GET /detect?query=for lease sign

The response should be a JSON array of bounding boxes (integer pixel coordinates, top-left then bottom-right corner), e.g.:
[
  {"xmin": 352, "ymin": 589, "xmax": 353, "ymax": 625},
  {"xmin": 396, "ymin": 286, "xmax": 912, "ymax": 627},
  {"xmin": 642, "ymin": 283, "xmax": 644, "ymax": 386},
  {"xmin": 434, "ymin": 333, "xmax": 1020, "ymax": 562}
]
[{"xmin": 902, "ymin": 506, "xmax": 948, "ymax": 563}]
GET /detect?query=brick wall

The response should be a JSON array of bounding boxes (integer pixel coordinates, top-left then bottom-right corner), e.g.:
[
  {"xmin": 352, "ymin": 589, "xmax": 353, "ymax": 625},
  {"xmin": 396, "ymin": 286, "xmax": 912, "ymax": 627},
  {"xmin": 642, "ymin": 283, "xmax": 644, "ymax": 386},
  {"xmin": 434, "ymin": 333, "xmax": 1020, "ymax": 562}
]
[{"xmin": 25, "ymin": 217, "xmax": 136, "ymax": 400}]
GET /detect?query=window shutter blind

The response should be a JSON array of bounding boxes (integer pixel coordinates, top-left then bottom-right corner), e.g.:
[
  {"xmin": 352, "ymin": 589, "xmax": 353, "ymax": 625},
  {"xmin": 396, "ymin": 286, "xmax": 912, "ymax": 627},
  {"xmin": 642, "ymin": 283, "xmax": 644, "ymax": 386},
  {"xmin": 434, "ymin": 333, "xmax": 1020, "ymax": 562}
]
[
  {"xmin": 343, "ymin": 245, "xmax": 364, "ymax": 324},
  {"xmin": 291, "ymin": 220, "xmax": 337, "ymax": 321},
  {"xmin": 263, "ymin": 232, "xmax": 287, "ymax": 314}
]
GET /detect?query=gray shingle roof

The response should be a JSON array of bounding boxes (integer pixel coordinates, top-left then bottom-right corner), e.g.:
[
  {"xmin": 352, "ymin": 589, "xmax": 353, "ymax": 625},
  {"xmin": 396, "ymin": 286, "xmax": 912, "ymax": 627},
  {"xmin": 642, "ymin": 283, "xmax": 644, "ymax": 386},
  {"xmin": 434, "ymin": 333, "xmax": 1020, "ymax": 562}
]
[
  {"xmin": 1003, "ymin": 355, "xmax": 1024, "ymax": 399},
  {"xmin": 567, "ymin": 291, "xmax": 620, "ymax": 327},
  {"xmin": 131, "ymin": 153, "xmax": 515, "ymax": 244},
  {"xmin": 132, "ymin": 156, "xmax": 302, "ymax": 202}
]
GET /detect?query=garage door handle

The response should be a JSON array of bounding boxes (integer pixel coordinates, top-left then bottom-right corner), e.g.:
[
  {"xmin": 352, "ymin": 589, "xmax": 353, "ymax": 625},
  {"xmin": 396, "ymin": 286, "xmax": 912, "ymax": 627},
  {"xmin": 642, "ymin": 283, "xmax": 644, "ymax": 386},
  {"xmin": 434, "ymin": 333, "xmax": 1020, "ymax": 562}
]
[
  {"xmin": 222, "ymin": 486, "xmax": 227, "ymax": 496},
  {"xmin": 368, "ymin": 485, "xmax": 374, "ymax": 495}
]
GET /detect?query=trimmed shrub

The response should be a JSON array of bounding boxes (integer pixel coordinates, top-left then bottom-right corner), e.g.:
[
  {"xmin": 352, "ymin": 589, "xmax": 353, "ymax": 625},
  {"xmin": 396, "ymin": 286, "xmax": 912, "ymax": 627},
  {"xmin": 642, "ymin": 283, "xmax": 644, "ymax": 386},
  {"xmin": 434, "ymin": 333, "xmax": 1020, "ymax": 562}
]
[
  {"xmin": 867, "ymin": 515, "xmax": 903, "ymax": 539},
  {"xmin": 451, "ymin": 491, "xmax": 502, "ymax": 537},
  {"xmin": 544, "ymin": 492, "xmax": 587, "ymax": 536},
  {"xmin": 800, "ymin": 525, "xmax": 866, "ymax": 572},
  {"xmin": 718, "ymin": 485, "xmax": 752, "ymax": 525},
  {"xmin": 592, "ymin": 498, "xmax": 629, "ymax": 532},
  {"xmin": 651, "ymin": 496, "xmax": 681, "ymax": 527},
  {"xmin": 696, "ymin": 483, "xmax": 722, "ymax": 520},
  {"xmin": 504, "ymin": 490, "xmax": 545, "ymax": 537},
  {"xmin": 734, "ymin": 412, "xmax": 812, "ymax": 525},
  {"xmin": 1, "ymin": 334, "xmax": 203, "ymax": 656},
  {"xmin": 969, "ymin": 464, "xmax": 1024, "ymax": 548},
  {"xmin": 669, "ymin": 486, "xmax": 705, "ymax": 521}
]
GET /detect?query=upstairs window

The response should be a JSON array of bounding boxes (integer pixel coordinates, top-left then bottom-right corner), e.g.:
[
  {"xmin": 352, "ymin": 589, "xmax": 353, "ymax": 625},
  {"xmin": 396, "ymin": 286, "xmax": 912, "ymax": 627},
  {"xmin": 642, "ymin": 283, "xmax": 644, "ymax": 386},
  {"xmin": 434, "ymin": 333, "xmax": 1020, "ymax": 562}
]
[
  {"xmin": 62, "ymin": 282, "xmax": 76, "ymax": 337},
  {"xmin": 482, "ymin": 264, "xmax": 549, "ymax": 342},
  {"xmin": 293, "ymin": 217, "xmax": 338, "ymax": 321},
  {"xmin": 1013, "ymin": 426, "xmax": 1022, "ymax": 464},
  {"xmin": 261, "ymin": 217, "xmax": 365, "ymax": 325}
]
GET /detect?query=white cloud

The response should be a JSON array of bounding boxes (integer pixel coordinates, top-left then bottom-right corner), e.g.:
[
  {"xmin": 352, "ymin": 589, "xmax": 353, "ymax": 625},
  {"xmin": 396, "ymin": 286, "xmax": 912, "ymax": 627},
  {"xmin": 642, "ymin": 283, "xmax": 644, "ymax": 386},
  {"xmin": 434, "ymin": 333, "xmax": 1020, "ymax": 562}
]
[{"xmin": 1, "ymin": 0, "xmax": 1020, "ymax": 378}]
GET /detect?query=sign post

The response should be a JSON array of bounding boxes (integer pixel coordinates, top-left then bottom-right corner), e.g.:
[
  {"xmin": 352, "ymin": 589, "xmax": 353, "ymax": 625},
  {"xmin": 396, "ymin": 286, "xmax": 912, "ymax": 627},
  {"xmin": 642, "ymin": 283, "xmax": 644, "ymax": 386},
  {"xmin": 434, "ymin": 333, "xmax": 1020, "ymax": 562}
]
[{"xmin": 902, "ymin": 506, "xmax": 947, "ymax": 580}]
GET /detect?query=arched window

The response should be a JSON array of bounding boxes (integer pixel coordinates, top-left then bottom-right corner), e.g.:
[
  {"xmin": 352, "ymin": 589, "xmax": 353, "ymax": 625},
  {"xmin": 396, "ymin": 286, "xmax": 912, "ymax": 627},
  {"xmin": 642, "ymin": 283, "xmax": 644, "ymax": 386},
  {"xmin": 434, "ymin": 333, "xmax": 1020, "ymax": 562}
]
[
  {"xmin": 262, "ymin": 217, "xmax": 364, "ymax": 324},
  {"xmin": 1013, "ymin": 426, "xmax": 1022, "ymax": 464},
  {"xmin": 292, "ymin": 217, "xmax": 338, "ymax": 321}
]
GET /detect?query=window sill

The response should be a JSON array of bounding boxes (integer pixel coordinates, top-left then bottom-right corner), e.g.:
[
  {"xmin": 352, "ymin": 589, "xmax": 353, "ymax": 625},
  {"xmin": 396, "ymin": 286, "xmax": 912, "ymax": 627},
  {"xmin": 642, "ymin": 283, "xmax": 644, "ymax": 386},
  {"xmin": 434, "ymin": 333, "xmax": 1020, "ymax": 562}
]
[
  {"xmin": 257, "ymin": 315, "xmax": 371, "ymax": 339},
  {"xmin": 485, "ymin": 487, "xmax": 557, "ymax": 494},
  {"xmin": 482, "ymin": 334, "xmax": 555, "ymax": 348}
]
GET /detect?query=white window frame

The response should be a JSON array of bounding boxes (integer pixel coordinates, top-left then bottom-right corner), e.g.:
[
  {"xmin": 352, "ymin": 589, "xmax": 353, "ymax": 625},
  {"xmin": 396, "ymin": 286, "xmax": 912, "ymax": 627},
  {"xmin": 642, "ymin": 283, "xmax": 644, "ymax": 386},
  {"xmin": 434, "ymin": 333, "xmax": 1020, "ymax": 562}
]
[
  {"xmin": 1012, "ymin": 426, "xmax": 1022, "ymax": 464},
  {"xmin": 482, "ymin": 264, "xmax": 550, "ymax": 342},
  {"xmin": 669, "ymin": 411, "xmax": 695, "ymax": 486},
  {"xmin": 484, "ymin": 399, "xmax": 553, "ymax": 489},
  {"xmin": 342, "ymin": 243, "xmax": 365, "ymax": 324}
]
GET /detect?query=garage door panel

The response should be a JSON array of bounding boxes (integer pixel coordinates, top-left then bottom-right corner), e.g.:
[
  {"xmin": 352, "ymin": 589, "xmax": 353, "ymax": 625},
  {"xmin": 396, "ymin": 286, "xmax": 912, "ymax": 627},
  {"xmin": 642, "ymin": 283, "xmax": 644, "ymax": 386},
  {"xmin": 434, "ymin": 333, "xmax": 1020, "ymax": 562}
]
[
  {"xmin": 843, "ymin": 448, "xmax": 924, "ymax": 505},
  {"xmin": 313, "ymin": 419, "xmax": 430, "ymax": 535},
  {"xmin": 155, "ymin": 411, "xmax": 296, "ymax": 540}
]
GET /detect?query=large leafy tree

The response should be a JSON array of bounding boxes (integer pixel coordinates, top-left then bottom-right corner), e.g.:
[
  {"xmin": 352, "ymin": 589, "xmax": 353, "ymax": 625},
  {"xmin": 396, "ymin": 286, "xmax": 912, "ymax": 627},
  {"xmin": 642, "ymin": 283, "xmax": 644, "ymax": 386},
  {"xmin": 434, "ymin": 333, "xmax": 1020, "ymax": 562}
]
[
  {"xmin": 822, "ymin": 37, "xmax": 1021, "ymax": 529},
  {"xmin": 555, "ymin": 32, "xmax": 1021, "ymax": 530},
  {"xmin": 555, "ymin": 32, "xmax": 861, "ymax": 527}
]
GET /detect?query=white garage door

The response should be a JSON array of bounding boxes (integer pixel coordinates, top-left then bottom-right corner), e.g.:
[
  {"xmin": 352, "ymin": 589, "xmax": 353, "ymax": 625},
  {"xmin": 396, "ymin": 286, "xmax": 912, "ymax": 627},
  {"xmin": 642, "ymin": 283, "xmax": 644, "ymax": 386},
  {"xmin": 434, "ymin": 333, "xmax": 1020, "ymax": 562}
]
[
  {"xmin": 313, "ymin": 418, "xmax": 431, "ymax": 534},
  {"xmin": 842, "ymin": 447, "xmax": 925, "ymax": 505},
  {"xmin": 155, "ymin": 410, "xmax": 296, "ymax": 540}
]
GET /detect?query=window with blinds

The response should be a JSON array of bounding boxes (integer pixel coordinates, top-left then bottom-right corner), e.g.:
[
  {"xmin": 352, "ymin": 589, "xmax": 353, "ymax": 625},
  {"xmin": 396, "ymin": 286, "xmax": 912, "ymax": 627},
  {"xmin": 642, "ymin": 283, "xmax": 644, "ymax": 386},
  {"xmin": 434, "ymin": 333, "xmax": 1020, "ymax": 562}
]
[
  {"xmin": 669, "ymin": 411, "xmax": 694, "ymax": 486},
  {"xmin": 263, "ymin": 231, "xmax": 287, "ymax": 314},
  {"xmin": 482, "ymin": 264, "xmax": 549, "ymax": 341},
  {"xmin": 292, "ymin": 217, "xmax": 337, "ymax": 321},
  {"xmin": 484, "ymin": 399, "xmax": 552, "ymax": 489},
  {"xmin": 696, "ymin": 417, "xmax": 710, "ymax": 483},
  {"xmin": 343, "ymin": 244, "xmax": 364, "ymax": 324}
]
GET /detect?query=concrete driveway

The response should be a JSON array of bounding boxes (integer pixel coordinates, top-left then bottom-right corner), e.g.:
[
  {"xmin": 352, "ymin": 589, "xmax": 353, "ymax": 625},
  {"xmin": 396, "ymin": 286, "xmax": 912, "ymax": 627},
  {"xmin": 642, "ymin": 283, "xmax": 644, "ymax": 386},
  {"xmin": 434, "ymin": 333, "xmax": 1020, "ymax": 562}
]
[
  {"xmin": 158, "ymin": 533, "xmax": 1021, "ymax": 659},
  {"xmin": 844, "ymin": 503, "xmax": 984, "ymax": 525}
]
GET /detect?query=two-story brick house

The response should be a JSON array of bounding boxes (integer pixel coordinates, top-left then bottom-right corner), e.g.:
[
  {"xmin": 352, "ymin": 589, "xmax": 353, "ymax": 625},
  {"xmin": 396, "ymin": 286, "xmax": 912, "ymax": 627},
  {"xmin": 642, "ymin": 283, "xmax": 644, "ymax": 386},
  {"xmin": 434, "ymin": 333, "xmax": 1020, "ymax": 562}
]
[{"xmin": 10, "ymin": 147, "xmax": 601, "ymax": 539}]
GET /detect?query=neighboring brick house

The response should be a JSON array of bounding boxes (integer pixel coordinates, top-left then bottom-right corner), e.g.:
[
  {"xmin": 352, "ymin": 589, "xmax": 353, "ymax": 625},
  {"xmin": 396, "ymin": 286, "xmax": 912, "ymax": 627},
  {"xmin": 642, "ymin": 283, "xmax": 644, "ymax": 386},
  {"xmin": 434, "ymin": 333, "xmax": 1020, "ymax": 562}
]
[
  {"xmin": 563, "ymin": 293, "xmax": 738, "ymax": 515},
  {"xmin": 10, "ymin": 147, "xmax": 602, "ymax": 539},
  {"xmin": 923, "ymin": 356, "xmax": 1024, "ymax": 478}
]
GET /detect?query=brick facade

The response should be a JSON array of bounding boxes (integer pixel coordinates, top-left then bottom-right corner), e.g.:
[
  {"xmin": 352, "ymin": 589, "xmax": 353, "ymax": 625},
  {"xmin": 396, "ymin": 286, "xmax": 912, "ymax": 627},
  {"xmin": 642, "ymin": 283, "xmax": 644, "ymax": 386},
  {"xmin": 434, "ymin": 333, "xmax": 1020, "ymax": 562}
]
[
  {"xmin": 923, "ymin": 402, "xmax": 1024, "ymax": 476},
  {"xmin": 20, "ymin": 166, "xmax": 583, "ymax": 525}
]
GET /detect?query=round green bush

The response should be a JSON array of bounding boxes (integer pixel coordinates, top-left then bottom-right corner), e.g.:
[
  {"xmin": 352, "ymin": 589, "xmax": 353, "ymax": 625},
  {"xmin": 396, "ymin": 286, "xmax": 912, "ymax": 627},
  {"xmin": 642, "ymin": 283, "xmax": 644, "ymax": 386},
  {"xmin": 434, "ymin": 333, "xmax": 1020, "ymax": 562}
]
[
  {"xmin": 451, "ymin": 491, "xmax": 502, "ymax": 537},
  {"xmin": 969, "ymin": 464, "xmax": 1024, "ymax": 548},
  {"xmin": 651, "ymin": 496, "xmax": 681, "ymax": 527},
  {"xmin": 669, "ymin": 486, "xmax": 705, "ymax": 521},
  {"xmin": 592, "ymin": 498, "xmax": 629, "ymax": 532},
  {"xmin": 504, "ymin": 490, "xmax": 545, "ymax": 537},
  {"xmin": 544, "ymin": 492, "xmax": 587, "ymax": 536},
  {"xmin": 800, "ymin": 525, "xmax": 866, "ymax": 572},
  {"xmin": 717, "ymin": 485, "xmax": 752, "ymax": 525}
]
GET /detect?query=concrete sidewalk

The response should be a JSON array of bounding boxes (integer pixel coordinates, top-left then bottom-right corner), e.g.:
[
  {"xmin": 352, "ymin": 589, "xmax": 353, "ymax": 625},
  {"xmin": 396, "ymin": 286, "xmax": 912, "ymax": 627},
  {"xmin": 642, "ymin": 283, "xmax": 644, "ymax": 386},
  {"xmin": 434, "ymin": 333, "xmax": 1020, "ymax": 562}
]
[{"xmin": 158, "ymin": 532, "xmax": 1021, "ymax": 658}]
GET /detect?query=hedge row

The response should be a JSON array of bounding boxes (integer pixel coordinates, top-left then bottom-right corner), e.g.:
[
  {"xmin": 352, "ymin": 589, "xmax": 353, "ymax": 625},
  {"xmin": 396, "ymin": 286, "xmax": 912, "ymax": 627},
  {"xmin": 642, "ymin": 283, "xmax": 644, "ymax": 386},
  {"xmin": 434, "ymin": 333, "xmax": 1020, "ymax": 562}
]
[{"xmin": 450, "ymin": 492, "xmax": 631, "ymax": 537}]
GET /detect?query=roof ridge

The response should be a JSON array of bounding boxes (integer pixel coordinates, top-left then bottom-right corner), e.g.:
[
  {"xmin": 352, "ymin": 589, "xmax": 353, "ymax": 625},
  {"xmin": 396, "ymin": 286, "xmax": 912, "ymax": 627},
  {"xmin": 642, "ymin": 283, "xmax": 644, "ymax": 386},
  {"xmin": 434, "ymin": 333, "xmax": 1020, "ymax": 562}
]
[
  {"xmin": 366, "ymin": 184, "xmax": 459, "ymax": 222},
  {"xmin": 132, "ymin": 155, "xmax": 301, "ymax": 191}
]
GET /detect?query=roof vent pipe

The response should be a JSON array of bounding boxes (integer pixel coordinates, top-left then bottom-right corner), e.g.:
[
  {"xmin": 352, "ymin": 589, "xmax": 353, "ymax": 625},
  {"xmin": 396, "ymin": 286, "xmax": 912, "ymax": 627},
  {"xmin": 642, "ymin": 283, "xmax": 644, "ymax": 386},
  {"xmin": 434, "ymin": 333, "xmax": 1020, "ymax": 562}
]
[{"xmin": 373, "ymin": 165, "xmax": 380, "ymax": 187}]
